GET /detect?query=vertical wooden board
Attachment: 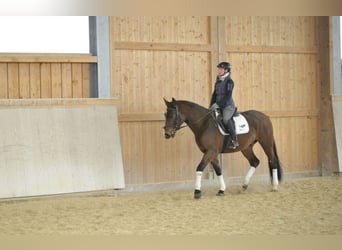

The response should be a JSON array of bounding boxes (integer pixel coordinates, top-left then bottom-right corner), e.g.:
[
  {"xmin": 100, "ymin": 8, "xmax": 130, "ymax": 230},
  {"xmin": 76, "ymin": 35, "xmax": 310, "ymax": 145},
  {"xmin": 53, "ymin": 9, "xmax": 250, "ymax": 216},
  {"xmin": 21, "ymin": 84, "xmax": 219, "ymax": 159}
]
[
  {"xmin": 227, "ymin": 53, "xmax": 249, "ymax": 111},
  {"xmin": 113, "ymin": 50, "xmax": 211, "ymax": 114},
  {"xmin": 29, "ymin": 63, "xmax": 41, "ymax": 98},
  {"xmin": 275, "ymin": 117, "xmax": 319, "ymax": 172},
  {"xmin": 71, "ymin": 64, "xmax": 83, "ymax": 98},
  {"xmin": 225, "ymin": 16, "xmax": 251, "ymax": 46},
  {"xmin": 225, "ymin": 16, "xmax": 316, "ymax": 47},
  {"xmin": 228, "ymin": 52, "xmax": 318, "ymax": 112},
  {"xmin": 141, "ymin": 122, "xmax": 156, "ymax": 183},
  {"xmin": 184, "ymin": 52, "xmax": 211, "ymax": 104},
  {"xmin": 7, "ymin": 63, "xmax": 19, "ymax": 98},
  {"xmin": 61, "ymin": 63, "xmax": 72, "ymax": 98},
  {"xmin": 226, "ymin": 52, "xmax": 268, "ymax": 111},
  {"xmin": 0, "ymin": 63, "xmax": 8, "ymax": 98},
  {"xmin": 119, "ymin": 122, "xmax": 144, "ymax": 184},
  {"xmin": 40, "ymin": 63, "xmax": 52, "ymax": 98},
  {"xmin": 51, "ymin": 63, "xmax": 62, "ymax": 98},
  {"xmin": 295, "ymin": 17, "xmax": 316, "ymax": 47},
  {"xmin": 82, "ymin": 63, "xmax": 90, "ymax": 97},
  {"xmin": 290, "ymin": 54, "xmax": 318, "ymax": 110},
  {"xmin": 139, "ymin": 121, "xmax": 197, "ymax": 184},
  {"xmin": 181, "ymin": 16, "xmax": 209, "ymax": 44},
  {"xmin": 308, "ymin": 54, "xmax": 319, "ymax": 107},
  {"xmin": 209, "ymin": 17, "xmax": 219, "ymax": 85},
  {"xmin": 19, "ymin": 63, "xmax": 30, "ymax": 99}
]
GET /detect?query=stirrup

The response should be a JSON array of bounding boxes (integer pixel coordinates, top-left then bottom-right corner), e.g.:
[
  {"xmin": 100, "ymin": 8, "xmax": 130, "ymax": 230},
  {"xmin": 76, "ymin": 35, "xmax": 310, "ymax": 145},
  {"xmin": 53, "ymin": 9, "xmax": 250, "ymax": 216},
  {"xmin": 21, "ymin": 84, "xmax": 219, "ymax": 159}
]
[{"xmin": 229, "ymin": 140, "xmax": 239, "ymax": 149}]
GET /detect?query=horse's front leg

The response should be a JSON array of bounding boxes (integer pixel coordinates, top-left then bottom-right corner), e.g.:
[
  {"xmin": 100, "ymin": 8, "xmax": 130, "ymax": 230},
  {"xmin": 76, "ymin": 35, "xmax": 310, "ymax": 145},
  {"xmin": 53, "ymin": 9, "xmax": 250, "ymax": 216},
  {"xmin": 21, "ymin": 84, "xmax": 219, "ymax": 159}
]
[
  {"xmin": 194, "ymin": 152, "xmax": 216, "ymax": 199},
  {"xmin": 211, "ymin": 157, "xmax": 226, "ymax": 196}
]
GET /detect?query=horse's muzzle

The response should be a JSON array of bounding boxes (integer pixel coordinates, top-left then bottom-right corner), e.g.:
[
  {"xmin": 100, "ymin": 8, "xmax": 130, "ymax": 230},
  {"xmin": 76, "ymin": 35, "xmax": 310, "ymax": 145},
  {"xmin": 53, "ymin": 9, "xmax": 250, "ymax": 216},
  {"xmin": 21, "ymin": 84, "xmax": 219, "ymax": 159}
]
[
  {"xmin": 164, "ymin": 129, "xmax": 176, "ymax": 139},
  {"xmin": 164, "ymin": 127, "xmax": 176, "ymax": 139}
]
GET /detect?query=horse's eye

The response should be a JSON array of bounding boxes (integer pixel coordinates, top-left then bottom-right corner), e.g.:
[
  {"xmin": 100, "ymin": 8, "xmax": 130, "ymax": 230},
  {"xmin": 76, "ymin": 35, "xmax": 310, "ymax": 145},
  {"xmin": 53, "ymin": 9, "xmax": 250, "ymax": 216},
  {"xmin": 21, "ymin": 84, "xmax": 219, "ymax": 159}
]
[{"xmin": 165, "ymin": 112, "xmax": 173, "ymax": 119}]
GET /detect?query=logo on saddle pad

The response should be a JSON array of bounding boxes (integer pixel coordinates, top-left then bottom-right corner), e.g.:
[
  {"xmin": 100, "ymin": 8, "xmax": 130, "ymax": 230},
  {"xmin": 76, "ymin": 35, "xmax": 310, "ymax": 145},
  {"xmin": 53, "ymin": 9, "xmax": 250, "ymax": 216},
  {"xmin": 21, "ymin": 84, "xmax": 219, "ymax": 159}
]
[{"xmin": 217, "ymin": 114, "xmax": 249, "ymax": 135}]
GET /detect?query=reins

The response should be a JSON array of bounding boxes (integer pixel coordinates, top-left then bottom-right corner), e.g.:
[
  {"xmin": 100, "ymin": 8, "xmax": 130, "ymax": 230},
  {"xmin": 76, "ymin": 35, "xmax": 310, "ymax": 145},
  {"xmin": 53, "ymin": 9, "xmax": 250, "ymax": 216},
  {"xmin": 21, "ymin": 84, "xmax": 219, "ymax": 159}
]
[{"xmin": 172, "ymin": 105, "xmax": 214, "ymax": 131}]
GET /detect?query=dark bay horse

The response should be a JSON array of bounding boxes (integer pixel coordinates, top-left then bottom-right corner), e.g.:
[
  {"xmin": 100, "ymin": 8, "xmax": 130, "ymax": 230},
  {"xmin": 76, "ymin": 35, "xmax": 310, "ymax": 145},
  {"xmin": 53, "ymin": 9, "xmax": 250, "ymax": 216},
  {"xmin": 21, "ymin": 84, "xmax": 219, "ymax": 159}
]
[{"xmin": 163, "ymin": 98, "xmax": 282, "ymax": 199}]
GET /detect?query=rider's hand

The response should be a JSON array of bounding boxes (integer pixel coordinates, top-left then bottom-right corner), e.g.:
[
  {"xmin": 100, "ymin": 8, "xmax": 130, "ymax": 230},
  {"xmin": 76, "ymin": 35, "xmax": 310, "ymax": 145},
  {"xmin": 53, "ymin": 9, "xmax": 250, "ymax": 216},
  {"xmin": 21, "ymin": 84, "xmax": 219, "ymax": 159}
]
[{"xmin": 209, "ymin": 103, "xmax": 219, "ymax": 110}]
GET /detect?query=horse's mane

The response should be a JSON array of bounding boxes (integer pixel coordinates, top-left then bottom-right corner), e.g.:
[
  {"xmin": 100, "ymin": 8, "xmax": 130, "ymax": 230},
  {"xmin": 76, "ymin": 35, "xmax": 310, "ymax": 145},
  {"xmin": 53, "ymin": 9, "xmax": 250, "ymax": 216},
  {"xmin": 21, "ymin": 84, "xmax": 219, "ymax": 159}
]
[{"xmin": 176, "ymin": 100, "xmax": 208, "ymax": 113}]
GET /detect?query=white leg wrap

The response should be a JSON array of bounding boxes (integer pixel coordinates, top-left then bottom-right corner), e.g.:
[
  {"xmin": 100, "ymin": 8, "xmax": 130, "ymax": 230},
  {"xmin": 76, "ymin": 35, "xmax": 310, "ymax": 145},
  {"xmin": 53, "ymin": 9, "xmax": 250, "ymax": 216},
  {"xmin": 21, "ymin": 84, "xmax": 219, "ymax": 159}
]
[
  {"xmin": 244, "ymin": 167, "xmax": 256, "ymax": 185},
  {"xmin": 195, "ymin": 171, "xmax": 202, "ymax": 190},
  {"xmin": 272, "ymin": 169, "xmax": 279, "ymax": 190},
  {"xmin": 218, "ymin": 175, "xmax": 226, "ymax": 191}
]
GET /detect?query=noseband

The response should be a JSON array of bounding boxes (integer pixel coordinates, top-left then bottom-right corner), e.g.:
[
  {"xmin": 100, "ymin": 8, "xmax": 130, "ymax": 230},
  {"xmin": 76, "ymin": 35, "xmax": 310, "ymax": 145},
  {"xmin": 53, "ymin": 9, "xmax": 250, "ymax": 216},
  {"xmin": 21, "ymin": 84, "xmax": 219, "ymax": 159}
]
[{"xmin": 165, "ymin": 105, "xmax": 184, "ymax": 137}]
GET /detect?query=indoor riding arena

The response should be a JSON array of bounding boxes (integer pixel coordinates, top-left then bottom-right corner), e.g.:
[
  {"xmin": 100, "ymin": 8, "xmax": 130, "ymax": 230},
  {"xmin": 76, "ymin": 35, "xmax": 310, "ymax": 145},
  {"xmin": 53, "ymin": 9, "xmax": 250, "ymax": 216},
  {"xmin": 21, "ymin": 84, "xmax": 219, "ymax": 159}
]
[{"xmin": 0, "ymin": 16, "xmax": 341, "ymax": 235}]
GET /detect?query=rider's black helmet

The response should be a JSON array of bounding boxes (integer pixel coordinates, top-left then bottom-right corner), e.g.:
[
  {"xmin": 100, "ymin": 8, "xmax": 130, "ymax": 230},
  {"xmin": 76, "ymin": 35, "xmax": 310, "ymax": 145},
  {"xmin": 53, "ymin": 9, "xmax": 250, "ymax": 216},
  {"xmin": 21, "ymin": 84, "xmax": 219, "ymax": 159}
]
[{"xmin": 217, "ymin": 62, "xmax": 231, "ymax": 72}]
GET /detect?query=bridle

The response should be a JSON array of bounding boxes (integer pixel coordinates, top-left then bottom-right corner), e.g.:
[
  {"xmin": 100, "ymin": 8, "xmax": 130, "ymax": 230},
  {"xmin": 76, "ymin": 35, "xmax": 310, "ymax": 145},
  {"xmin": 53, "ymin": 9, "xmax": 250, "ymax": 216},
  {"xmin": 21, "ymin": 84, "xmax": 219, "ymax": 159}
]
[
  {"xmin": 164, "ymin": 104, "xmax": 214, "ymax": 137},
  {"xmin": 164, "ymin": 105, "xmax": 184, "ymax": 137}
]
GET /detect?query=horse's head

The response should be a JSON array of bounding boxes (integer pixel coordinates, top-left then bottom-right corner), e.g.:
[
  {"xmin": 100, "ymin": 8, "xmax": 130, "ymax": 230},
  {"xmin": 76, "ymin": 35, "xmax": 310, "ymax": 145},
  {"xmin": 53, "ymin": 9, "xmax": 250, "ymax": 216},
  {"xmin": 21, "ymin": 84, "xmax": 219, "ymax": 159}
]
[{"xmin": 163, "ymin": 97, "xmax": 184, "ymax": 139}]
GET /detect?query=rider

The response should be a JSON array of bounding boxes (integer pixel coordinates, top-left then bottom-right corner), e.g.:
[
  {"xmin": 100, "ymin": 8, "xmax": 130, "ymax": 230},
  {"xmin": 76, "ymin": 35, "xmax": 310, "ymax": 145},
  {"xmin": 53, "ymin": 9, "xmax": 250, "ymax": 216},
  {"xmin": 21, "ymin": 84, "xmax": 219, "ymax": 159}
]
[{"xmin": 209, "ymin": 61, "xmax": 239, "ymax": 149}]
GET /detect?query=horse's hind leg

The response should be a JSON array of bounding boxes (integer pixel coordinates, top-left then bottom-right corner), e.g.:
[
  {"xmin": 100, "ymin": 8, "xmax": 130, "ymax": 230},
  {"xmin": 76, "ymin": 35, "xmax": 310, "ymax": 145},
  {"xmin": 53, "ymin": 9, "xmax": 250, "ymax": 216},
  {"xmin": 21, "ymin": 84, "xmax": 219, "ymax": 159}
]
[
  {"xmin": 211, "ymin": 157, "xmax": 226, "ymax": 196},
  {"xmin": 241, "ymin": 145, "xmax": 260, "ymax": 190},
  {"xmin": 259, "ymin": 137, "xmax": 280, "ymax": 192}
]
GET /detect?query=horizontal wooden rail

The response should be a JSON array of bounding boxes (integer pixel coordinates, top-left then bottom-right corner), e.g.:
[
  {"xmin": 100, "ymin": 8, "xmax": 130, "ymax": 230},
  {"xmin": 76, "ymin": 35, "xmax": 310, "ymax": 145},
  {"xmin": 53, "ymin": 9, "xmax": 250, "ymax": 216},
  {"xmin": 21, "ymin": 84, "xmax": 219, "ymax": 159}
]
[
  {"xmin": 0, "ymin": 53, "xmax": 98, "ymax": 63},
  {"xmin": 226, "ymin": 45, "xmax": 318, "ymax": 54},
  {"xmin": 263, "ymin": 109, "xmax": 319, "ymax": 118},
  {"xmin": 119, "ymin": 109, "xmax": 319, "ymax": 122},
  {"xmin": 113, "ymin": 41, "xmax": 212, "ymax": 52},
  {"xmin": 119, "ymin": 113, "xmax": 164, "ymax": 122},
  {"xmin": 0, "ymin": 98, "xmax": 120, "ymax": 107}
]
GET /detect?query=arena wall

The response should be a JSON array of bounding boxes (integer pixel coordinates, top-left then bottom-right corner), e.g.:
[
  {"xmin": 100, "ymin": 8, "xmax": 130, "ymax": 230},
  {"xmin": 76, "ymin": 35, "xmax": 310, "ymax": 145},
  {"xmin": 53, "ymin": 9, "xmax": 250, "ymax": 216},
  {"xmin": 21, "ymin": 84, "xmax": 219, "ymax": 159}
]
[
  {"xmin": 0, "ymin": 17, "xmax": 337, "ymax": 190},
  {"xmin": 110, "ymin": 17, "xmax": 325, "ymax": 185}
]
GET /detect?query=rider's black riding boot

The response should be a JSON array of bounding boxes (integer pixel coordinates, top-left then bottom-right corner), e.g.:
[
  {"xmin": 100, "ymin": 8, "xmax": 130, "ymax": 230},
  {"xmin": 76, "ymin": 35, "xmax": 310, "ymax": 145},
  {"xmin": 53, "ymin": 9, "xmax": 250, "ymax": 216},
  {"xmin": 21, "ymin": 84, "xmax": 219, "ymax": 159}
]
[{"xmin": 225, "ymin": 119, "xmax": 239, "ymax": 149}]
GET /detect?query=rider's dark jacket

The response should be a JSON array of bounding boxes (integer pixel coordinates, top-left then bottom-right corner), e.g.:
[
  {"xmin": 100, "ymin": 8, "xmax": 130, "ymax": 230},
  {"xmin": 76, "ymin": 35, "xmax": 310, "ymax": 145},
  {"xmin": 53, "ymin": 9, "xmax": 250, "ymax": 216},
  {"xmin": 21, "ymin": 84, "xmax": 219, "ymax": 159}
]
[{"xmin": 210, "ymin": 74, "xmax": 235, "ymax": 109}]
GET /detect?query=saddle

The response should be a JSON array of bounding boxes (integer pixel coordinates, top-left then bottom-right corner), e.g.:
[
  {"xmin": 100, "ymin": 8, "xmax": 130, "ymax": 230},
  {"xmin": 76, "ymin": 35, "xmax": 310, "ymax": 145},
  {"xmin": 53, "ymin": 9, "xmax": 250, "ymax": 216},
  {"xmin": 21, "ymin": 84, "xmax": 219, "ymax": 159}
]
[
  {"xmin": 212, "ymin": 108, "xmax": 249, "ymax": 136},
  {"xmin": 212, "ymin": 108, "xmax": 236, "ymax": 134}
]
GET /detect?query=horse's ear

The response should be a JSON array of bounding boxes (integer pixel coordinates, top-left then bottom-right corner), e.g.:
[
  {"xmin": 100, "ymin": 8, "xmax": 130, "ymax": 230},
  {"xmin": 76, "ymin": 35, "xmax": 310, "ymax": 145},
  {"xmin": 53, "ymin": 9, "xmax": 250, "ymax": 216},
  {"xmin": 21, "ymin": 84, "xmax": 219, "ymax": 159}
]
[
  {"xmin": 163, "ymin": 97, "xmax": 171, "ymax": 108},
  {"xmin": 171, "ymin": 97, "xmax": 176, "ymax": 103}
]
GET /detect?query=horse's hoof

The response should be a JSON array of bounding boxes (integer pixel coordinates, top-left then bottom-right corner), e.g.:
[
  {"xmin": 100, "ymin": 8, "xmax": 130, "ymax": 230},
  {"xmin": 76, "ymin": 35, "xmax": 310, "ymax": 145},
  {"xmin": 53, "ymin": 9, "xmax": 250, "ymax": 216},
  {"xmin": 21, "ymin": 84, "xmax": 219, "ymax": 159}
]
[
  {"xmin": 216, "ymin": 190, "xmax": 225, "ymax": 196},
  {"xmin": 194, "ymin": 189, "xmax": 202, "ymax": 199},
  {"xmin": 271, "ymin": 187, "xmax": 279, "ymax": 192},
  {"xmin": 242, "ymin": 184, "xmax": 248, "ymax": 191}
]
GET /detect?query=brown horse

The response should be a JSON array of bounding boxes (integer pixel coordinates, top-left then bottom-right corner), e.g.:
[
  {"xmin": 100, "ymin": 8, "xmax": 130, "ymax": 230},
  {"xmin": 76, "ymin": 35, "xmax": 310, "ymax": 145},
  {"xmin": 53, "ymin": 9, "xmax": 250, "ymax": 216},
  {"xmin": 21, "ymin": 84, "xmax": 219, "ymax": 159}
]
[{"xmin": 163, "ymin": 98, "xmax": 282, "ymax": 199}]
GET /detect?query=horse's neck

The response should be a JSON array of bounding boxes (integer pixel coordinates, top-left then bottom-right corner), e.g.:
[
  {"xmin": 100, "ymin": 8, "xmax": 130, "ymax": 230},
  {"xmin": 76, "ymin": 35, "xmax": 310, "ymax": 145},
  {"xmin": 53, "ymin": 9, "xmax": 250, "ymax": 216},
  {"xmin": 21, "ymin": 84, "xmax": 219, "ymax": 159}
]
[{"xmin": 179, "ymin": 102, "xmax": 209, "ymax": 130}]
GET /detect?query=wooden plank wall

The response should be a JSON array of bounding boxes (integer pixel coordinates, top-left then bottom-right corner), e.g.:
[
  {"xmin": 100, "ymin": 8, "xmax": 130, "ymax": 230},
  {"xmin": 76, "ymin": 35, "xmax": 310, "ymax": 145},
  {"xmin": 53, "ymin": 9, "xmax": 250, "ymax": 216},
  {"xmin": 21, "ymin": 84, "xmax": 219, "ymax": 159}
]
[
  {"xmin": 0, "ymin": 54, "xmax": 96, "ymax": 98},
  {"xmin": 110, "ymin": 17, "xmax": 215, "ymax": 184},
  {"xmin": 220, "ymin": 17, "xmax": 320, "ymax": 178},
  {"xmin": 111, "ymin": 16, "xmax": 320, "ymax": 186}
]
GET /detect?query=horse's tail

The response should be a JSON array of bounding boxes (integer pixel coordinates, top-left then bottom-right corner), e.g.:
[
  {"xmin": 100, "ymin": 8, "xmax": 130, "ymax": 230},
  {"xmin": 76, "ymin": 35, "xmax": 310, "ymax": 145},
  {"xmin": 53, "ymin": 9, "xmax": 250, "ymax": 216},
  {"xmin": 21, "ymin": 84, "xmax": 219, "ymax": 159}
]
[{"xmin": 270, "ymin": 139, "xmax": 283, "ymax": 182}]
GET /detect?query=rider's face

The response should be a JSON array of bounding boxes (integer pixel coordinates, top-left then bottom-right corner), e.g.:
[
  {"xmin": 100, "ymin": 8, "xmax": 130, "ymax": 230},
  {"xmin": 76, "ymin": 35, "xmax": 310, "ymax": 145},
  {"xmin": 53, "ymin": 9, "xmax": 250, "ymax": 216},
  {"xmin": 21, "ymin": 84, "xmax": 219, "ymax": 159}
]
[{"xmin": 217, "ymin": 67, "xmax": 227, "ymax": 76}]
